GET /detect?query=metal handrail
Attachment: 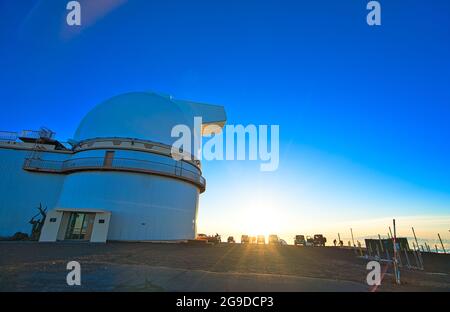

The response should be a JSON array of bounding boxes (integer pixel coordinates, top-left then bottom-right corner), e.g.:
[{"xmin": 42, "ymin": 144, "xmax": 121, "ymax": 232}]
[
  {"xmin": 23, "ymin": 156, "xmax": 205, "ymax": 191},
  {"xmin": 0, "ymin": 131, "xmax": 18, "ymax": 141},
  {"xmin": 19, "ymin": 128, "xmax": 55, "ymax": 140}
]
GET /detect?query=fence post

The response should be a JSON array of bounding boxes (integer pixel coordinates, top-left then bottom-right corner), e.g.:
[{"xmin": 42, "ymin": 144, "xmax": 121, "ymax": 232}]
[
  {"xmin": 351, "ymin": 228, "xmax": 355, "ymax": 247},
  {"xmin": 412, "ymin": 242, "xmax": 420, "ymax": 267},
  {"xmin": 412, "ymin": 227, "xmax": 420, "ymax": 252},
  {"xmin": 438, "ymin": 233, "xmax": 446, "ymax": 254},
  {"xmin": 393, "ymin": 219, "xmax": 401, "ymax": 284},
  {"xmin": 378, "ymin": 234, "xmax": 384, "ymax": 253}
]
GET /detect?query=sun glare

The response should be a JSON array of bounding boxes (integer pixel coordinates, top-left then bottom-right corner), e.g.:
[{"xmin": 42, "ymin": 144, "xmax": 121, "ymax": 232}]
[{"xmin": 240, "ymin": 192, "xmax": 284, "ymax": 238}]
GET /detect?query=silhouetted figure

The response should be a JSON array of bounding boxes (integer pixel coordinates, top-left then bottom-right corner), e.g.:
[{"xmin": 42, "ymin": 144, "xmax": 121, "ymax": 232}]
[
  {"xmin": 333, "ymin": 239, "xmax": 337, "ymax": 246},
  {"xmin": 29, "ymin": 203, "xmax": 47, "ymax": 240}
]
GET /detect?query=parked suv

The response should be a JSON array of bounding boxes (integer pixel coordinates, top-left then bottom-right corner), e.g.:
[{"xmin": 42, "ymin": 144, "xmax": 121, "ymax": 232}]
[
  {"xmin": 268, "ymin": 234, "xmax": 280, "ymax": 245},
  {"xmin": 257, "ymin": 235, "xmax": 265, "ymax": 244},
  {"xmin": 294, "ymin": 235, "xmax": 306, "ymax": 246},
  {"xmin": 313, "ymin": 234, "xmax": 327, "ymax": 247},
  {"xmin": 241, "ymin": 235, "xmax": 250, "ymax": 244}
]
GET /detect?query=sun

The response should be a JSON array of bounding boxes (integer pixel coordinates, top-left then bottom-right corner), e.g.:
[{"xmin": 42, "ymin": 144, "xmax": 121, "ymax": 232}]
[{"xmin": 241, "ymin": 204, "xmax": 282, "ymax": 239}]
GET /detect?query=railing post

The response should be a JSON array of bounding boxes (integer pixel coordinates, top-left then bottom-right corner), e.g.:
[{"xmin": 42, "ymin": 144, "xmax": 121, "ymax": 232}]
[{"xmin": 438, "ymin": 233, "xmax": 446, "ymax": 254}]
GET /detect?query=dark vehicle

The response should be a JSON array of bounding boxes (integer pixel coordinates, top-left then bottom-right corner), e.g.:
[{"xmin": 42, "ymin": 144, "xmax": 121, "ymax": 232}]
[
  {"xmin": 313, "ymin": 234, "xmax": 326, "ymax": 247},
  {"xmin": 241, "ymin": 235, "xmax": 250, "ymax": 244},
  {"xmin": 257, "ymin": 235, "xmax": 265, "ymax": 244},
  {"xmin": 268, "ymin": 234, "xmax": 279, "ymax": 245},
  {"xmin": 227, "ymin": 236, "xmax": 235, "ymax": 243},
  {"xmin": 294, "ymin": 235, "xmax": 306, "ymax": 246},
  {"xmin": 197, "ymin": 233, "xmax": 221, "ymax": 244},
  {"xmin": 208, "ymin": 233, "xmax": 221, "ymax": 244},
  {"xmin": 306, "ymin": 235, "xmax": 314, "ymax": 247}
]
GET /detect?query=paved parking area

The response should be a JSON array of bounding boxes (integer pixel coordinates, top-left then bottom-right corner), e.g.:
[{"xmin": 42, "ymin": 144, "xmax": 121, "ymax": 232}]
[{"xmin": 0, "ymin": 242, "xmax": 448, "ymax": 291}]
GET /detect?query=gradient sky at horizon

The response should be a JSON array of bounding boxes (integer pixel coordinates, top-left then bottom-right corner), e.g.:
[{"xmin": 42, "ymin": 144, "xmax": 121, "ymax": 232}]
[{"xmin": 1, "ymin": 0, "xmax": 449, "ymax": 246}]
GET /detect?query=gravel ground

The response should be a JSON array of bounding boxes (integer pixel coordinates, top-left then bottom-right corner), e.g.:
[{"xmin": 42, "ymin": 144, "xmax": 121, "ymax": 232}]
[{"xmin": 0, "ymin": 242, "xmax": 449, "ymax": 292}]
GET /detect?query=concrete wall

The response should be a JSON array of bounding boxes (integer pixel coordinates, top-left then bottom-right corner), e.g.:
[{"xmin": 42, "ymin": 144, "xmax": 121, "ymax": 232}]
[
  {"xmin": 0, "ymin": 148, "xmax": 68, "ymax": 237},
  {"xmin": 56, "ymin": 148, "xmax": 200, "ymax": 241},
  {"xmin": 39, "ymin": 210, "xmax": 63, "ymax": 242},
  {"xmin": 57, "ymin": 171, "xmax": 199, "ymax": 240},
  {"xmin": 91, "ymin": 212, "xmax": 111, "ymax": 243}
]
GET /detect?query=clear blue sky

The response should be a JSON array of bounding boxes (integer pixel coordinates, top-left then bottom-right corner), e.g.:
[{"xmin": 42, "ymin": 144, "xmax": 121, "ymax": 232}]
[{"xmin": 1, "ymin": 1, "xmax": 449, "ymax": 242}]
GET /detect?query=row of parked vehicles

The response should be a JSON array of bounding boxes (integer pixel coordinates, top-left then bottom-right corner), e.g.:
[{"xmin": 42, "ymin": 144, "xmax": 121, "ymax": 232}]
[
  {"xmin": 294, "ymin": 234, "xmax": 327, "ymax": 247},
  {"xmin": 237, "ymin": 234, "xmax": 287, "ymax": 245},
  {"xmin": 197, "ymin": 233, "xmax": 326, "ymax": 246}
]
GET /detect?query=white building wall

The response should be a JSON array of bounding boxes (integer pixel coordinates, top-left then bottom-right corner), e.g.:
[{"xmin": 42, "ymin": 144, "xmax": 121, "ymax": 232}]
[
  {"xmin": 0, "ymin": 146, "xmax": 201, "ymax": 241},
  {"xmin": 38, "ymin": 210, "xmax": 63, "ymax": 242},
  {"xmin": 91, "ymin": 212, "xmax": 111, "ymax": 243},
  {"xmin": 0, "ymin": 148, "xmax": 68, "ymax": 237},
  {"xmin": 57, "ymin": 171, "xmax": 199, "ymax": 241}
]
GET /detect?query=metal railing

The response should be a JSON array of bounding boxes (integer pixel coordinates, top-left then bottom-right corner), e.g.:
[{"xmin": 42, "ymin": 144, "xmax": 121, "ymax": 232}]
[
  {"xmin": 0, "ymin": 128, "xmax": 57, "ymax": 143},
  {"xmin": 0, "ymin": 131, "xmax": 18, "ymax": 141},
  {"xmin": 23, "ymin": 156, "xmax": 206, "ymax": 191},
  {"xmin": 19, "ymin": 128, "xmax": 55, "ymax": 140}
]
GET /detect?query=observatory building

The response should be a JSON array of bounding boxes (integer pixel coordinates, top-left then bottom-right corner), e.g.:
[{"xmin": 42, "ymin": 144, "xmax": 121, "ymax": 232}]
[{"xmin": 0, "ymin": 92, "xmax": 226, "ymax": 242}]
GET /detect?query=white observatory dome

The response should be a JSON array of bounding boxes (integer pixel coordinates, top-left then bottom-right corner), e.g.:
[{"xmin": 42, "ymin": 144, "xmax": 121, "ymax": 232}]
[{"xmin": 74, "ymin": 92, "xmax": 194, "ymax": 146}]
